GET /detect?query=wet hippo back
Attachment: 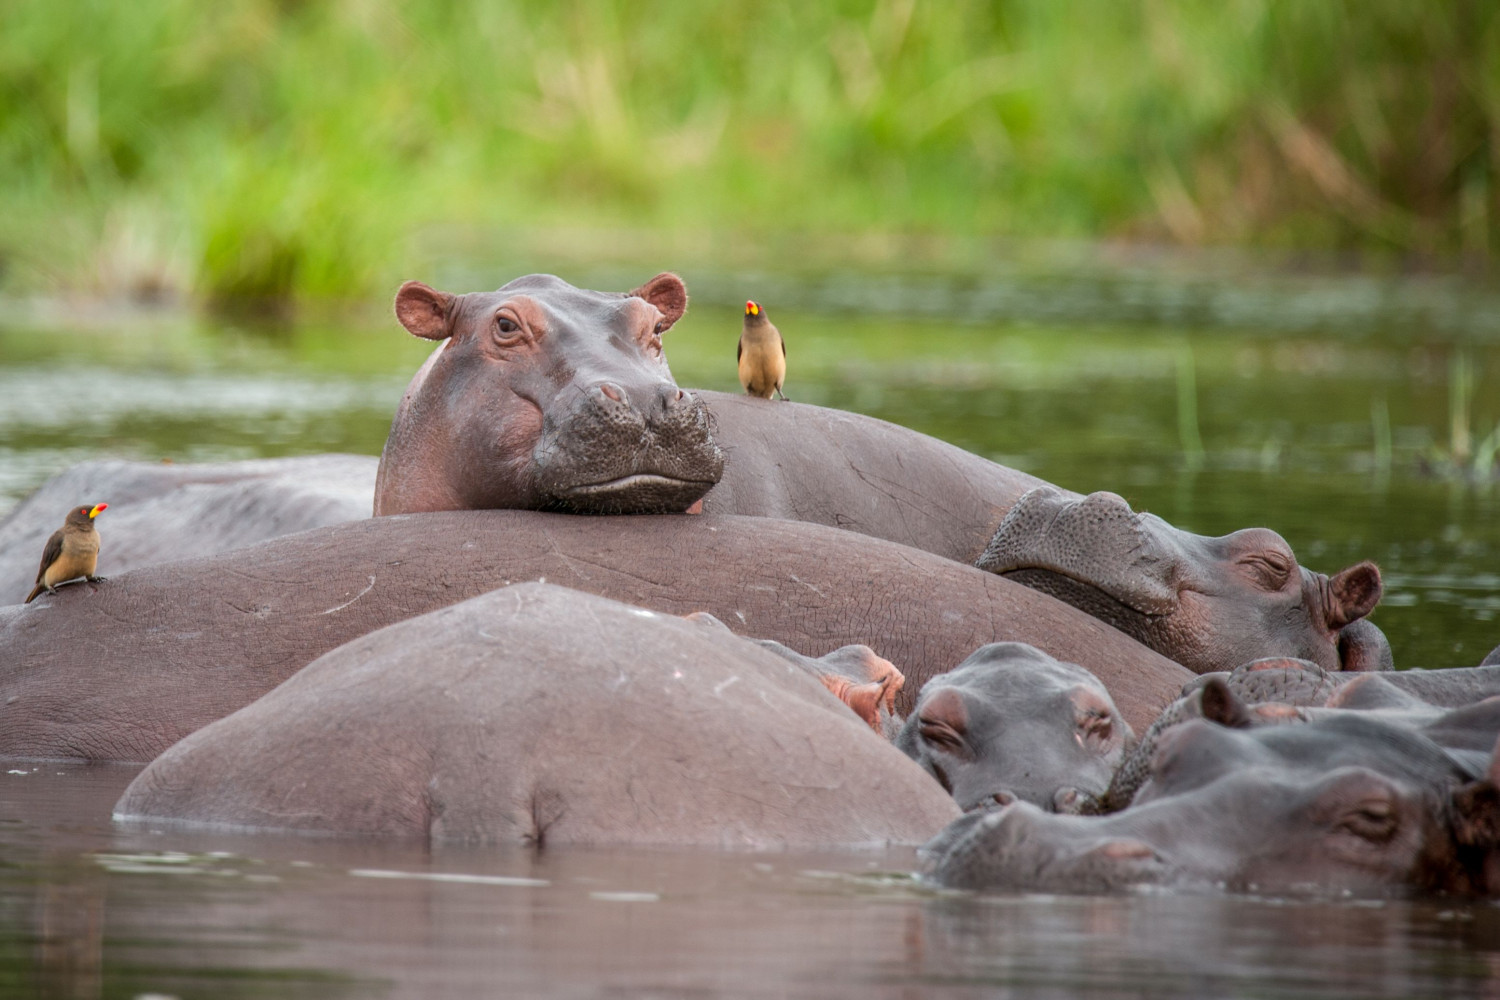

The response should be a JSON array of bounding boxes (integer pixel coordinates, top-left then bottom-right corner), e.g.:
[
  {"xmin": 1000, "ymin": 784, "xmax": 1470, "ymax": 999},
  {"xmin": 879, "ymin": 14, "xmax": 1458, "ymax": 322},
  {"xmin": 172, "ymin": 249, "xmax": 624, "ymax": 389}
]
[{"xmin": 116, "ymin": 583, "xmax": 960, "ymax": 847}]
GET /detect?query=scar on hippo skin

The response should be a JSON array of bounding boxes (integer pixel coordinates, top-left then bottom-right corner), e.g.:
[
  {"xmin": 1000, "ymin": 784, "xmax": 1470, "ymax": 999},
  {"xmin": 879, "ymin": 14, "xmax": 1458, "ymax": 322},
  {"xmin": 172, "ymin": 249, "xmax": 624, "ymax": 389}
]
[
  {"xmin": 976, "ymin": 486, "xmax": 1386, "ymax": 675},
  {"xmin": 377, "ymin": 272, "xmax": 724, "ymax": 517},
  {"xmin": 682, "ymin": 611, "xmax": 903, "ymax": 735},
  {"xmin": 895, "ymin": 643, "xmax": 1134, "ymax": 815}
]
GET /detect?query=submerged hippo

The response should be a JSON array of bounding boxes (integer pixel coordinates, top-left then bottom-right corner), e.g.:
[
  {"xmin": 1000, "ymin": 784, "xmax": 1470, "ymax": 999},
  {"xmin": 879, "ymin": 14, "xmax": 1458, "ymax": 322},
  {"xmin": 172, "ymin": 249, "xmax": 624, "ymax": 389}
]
[
  {"xmin": 375, "ymin": 272, "xmax": 723, "ymax": 516},
  {"xmin": 895, "ymin": 643, "xmax": 1133, "ymax": 815},
  {"xmin": 977, "ymin": 487, "xmax": 1389, "ymax": 674},
  {"xmin": 1103, "ymin": 660, "xmax": 1500, "ymax": 812},
  {"xmin": 115, "ymin": 583, "xmax": 960, "ymax": 846},
  {"xmin": 0, "ymin": 510, "xmax": 1189, "ymax": 762},
  {"xmin": 924, "ymin": 711, "xmax": 1500, "ymax": 897},
  {"xmin": 0, "ymin": 456, "xmax": 376, "ymax": 606}
]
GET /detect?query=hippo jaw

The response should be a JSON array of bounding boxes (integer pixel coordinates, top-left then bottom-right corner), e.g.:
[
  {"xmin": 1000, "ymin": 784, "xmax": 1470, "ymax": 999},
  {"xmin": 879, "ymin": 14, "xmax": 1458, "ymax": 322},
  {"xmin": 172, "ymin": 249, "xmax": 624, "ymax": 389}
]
[{"xmin": 548, "ymin": 471, "xmax": 722, "ymax": 514}]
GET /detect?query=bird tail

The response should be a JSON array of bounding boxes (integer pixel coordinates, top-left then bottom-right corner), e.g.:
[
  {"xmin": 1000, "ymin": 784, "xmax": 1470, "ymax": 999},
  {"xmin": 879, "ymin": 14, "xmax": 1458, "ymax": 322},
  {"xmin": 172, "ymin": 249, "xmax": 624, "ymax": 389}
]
[{"xmin": 23, "ymin": 584, "xmax": 42, "ymax": 604}]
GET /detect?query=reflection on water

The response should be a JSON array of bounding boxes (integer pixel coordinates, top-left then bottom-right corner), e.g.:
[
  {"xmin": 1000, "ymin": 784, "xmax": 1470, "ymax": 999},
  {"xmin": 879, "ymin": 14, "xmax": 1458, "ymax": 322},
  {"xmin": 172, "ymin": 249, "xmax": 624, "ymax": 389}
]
[{"xmin": 5, "ymin": 765, "xmax": 1500, "ymax": 998}]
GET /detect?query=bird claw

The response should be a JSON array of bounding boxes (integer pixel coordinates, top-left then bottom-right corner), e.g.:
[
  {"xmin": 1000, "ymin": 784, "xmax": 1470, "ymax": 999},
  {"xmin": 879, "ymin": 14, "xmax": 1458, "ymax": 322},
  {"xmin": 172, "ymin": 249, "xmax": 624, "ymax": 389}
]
[{"xmin": 88, "ymin": 575, "xmax": 107, "ymax": 583}]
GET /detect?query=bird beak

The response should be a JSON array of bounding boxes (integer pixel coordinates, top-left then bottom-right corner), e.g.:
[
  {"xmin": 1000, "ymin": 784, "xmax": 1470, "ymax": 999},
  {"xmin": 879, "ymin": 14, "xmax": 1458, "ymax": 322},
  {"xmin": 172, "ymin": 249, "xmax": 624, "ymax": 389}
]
[
  {"xmin": 745, "ymin": 301, "xmax": 759, "ymax": 316},
  {"xmin": 88, "ymin": 503, "xmax": 107, "ymax": 519}
]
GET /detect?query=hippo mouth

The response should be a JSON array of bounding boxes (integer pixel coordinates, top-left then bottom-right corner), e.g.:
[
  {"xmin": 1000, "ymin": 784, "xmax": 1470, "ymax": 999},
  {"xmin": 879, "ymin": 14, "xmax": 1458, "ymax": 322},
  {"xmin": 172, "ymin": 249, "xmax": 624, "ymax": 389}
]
[{"xmin": 550, "ymin": 473, "xmax": 718, "ymax": 514}]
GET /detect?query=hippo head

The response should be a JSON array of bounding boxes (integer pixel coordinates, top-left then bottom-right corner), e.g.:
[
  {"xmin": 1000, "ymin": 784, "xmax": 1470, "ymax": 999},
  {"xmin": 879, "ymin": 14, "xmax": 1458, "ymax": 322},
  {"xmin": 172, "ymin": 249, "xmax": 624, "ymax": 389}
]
[
  {"xmin": 895, "ymin": 643, "xmax": 1133, "ymax": 814},
  {"xmin": 976, "ymin": 488, "xmax": 1387, "ymax": 674},
  {"xmin": 925, "ymin": 714, "xmax": 1500, "ymax": 897},
  {"xmin": 374, "ymin": 273, "xmax": 725, "ymax": 516}
]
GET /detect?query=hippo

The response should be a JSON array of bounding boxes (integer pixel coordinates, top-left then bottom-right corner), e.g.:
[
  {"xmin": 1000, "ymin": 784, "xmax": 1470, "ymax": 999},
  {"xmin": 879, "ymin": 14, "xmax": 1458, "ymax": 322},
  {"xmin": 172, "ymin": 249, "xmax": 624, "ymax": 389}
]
[
  {"xmin": 0, "ymin": 510, "xmax": 1189, "ymax": 762},
  {"xmin": 0, "ymin": 456, "xmax": 376, "ymax": 606},
  {"xmin": 374, "ymin": 273, "xmax": 723, "ymax": 516},
  {"xmin": 893, "ymin": 643, "xmax": 1132, "ymax": 815},
  {"xmin": 976, "ymin": 487, "xmax": 1389, "ymax": 675},
  {"xmin": 687, "ymin": 613, "xmax": 906, "ymax": 736},
  {"xmin": 923, "ymin": 711, "xmax": 1500, "ymax": 896},
  {"xmin": 1103, "ymin": 660, "xmax": 1500, "ymax": 812},
  {"xmin": 115, "ymin": 583, "xmax": 960, "ymax": 847},
  {"xmin": 1485, "ymin": 644, "xmax": 1500, "ymax": 667}
]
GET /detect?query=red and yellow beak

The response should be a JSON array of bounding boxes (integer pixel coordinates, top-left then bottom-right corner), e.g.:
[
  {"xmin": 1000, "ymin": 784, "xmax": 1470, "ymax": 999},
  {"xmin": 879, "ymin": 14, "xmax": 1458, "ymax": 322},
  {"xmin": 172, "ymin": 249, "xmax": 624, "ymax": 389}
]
[
  {"xmin": 88, "ymin": 503, "xmax": 107, "ymax": 519},
  {"xmin": 745, "ymin": 300, "xmax": 760, "ymax": 317}
]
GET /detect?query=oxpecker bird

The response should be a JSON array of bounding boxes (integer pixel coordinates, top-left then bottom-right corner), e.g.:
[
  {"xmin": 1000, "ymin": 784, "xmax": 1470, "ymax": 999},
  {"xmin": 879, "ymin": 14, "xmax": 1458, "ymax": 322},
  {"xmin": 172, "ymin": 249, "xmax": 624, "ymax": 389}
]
[
  {"xmin": 25, "ymin": 503, "xmax": 107, "ymax": 604},
  {"xmin": 738, "ymin": 300, "xmax": 787, "ymax": 400}
]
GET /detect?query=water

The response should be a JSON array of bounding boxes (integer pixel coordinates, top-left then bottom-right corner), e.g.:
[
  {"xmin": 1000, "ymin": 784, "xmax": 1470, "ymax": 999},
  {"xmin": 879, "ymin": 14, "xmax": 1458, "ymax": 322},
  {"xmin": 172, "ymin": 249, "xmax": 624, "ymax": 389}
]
[
  {"xmin": 5, "ymin": 764, "xmax": 1500, "ymax": 999},
  {"xmin": 2, "ymin": 283, "xmax": 1500, "ymax": 996}
]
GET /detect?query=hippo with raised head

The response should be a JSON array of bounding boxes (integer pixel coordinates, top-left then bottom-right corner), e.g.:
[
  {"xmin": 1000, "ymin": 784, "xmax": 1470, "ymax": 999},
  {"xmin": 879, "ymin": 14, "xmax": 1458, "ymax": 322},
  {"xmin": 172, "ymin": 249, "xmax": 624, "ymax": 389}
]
[
  {"xmin": 894, "ymin": 643, "xmax": 1132, "ymax": 815},
  {"xmin": 0, "ymin": 510, "xmax": 1189, "ymax": 763},
  {"xmin": 115, "ymin": 583, "xmax": 960, "ymax": 846},
  {"xmin": 977, "ymin": 487, "xmax": 1389, "ymax": 675},
  {"xmin": 924, "ymin": 711, "xmax": 1500, "ymax": 897},
  {"xmin": 375, "ymin": 272, "xmax": 723, "ymax": 516}
]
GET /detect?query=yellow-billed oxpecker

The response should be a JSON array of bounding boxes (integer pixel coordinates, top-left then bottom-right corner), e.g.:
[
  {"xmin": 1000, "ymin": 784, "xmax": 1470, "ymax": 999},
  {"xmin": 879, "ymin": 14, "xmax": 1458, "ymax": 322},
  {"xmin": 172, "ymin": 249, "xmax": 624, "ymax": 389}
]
[
  {"xmin": 24, "ymin": 503, "xmax": 108, "ymax": 604},
  {"xmin": 738, "ymin": 300, "xmax": 787, "ymax": 400}
]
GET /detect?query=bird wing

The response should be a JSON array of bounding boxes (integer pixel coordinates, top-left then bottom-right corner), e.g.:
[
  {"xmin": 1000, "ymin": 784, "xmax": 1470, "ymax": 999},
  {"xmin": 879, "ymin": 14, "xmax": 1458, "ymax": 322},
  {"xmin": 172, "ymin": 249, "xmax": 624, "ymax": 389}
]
[
  {"xmin": 34, "ymin": 529, "xmax": 63, "ymax": 584},
  {"xmin": 780, "ymin": 332, "xmax": 786, "ymax": 358},
  {"xmin": 737, "ymin": 338, "xmax": 743, "ymax": 362}
]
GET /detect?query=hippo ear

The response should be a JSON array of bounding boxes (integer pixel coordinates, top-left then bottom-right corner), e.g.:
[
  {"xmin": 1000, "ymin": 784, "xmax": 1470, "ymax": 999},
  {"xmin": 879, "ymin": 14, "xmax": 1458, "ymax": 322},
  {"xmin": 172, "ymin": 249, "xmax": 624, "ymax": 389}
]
[
  {"xmin": 1070, "ymin": 687, "xmax": 1129, "ymax": 750},
  {"xmin": 1327, "ymin": 561, "xmax": 1382, "ymax": 630},
  {"xmin": 1197, "ymin": 677, "xmax": 1254, "ymax": 729},
  {"xmin": 395, "ymin": 281, "xmax": 455, "ymax": 340},
  {"xmin": 1453, "ymin": 736, "xmax": 1500, "ymax": 876},
  {"xmin": 918, "ymin": 688, "xmax": 971, "ymax": 757},
  {"xmin": 630, "ymin": 272, "xmax": 688, "ymax": 332}
]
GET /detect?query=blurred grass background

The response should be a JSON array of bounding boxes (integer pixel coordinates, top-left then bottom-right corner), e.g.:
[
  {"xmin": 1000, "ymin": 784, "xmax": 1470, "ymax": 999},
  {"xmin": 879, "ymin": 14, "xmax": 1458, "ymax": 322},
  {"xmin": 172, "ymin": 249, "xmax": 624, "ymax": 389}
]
[{"xmin": 1, "ymin": 0, "xmax": 1496, "ymax": 306}]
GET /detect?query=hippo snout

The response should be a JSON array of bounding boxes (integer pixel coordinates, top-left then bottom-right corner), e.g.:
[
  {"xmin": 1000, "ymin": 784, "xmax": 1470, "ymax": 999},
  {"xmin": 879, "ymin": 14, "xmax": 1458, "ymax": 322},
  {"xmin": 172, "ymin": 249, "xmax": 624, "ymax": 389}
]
[{"xmin": 534, "ymin": 380, "xmax": 725, "ymax": 514}]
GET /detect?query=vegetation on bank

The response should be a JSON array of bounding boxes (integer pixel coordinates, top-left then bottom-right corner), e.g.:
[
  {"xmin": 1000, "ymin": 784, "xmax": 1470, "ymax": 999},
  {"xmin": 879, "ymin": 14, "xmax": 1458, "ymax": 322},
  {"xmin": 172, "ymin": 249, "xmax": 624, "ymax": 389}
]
[{"xmin": 2, "ymin": 0, "xmax": 1496, "ymax": 305}]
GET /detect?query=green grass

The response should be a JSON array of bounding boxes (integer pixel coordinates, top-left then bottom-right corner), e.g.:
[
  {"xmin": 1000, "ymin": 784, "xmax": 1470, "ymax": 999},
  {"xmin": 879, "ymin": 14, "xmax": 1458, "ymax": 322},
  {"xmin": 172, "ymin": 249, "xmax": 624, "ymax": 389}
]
[{"xmin": 1, "ymin": 0, "xmax": 1496, "ymax": 305}]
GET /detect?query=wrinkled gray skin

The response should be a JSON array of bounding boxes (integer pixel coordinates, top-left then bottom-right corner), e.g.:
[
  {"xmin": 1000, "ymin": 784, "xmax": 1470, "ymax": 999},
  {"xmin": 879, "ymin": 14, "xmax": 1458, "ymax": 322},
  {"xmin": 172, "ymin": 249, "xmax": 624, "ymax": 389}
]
[
  {"xmin": 924, "ymin": 711, "xmax": 1500, "ymax": 897},
  {"xmin": 895, "ymin": 643, "xmax": 1133, "ymax": 815},
  {"xmin": 977, "ymin": 487, "xmax": 1389, "ymax": 675},
  {"xmin": 0, "ymin": 510, "xmax": 1189, "ymax": 762},
  {"xmin": 375, "ymin": 273, "xmax": 724, "ymax": 516},
  {"xmin": 1485, "ymin": 645, "xmax": 1500, "ymax": 667},
  {"xmin": 115, "ymin": 583, "xmax": 960, "ymax": 847},
  {"xmin": 0, "ymin": 456, "xmax": 375, "ymax": 606}
]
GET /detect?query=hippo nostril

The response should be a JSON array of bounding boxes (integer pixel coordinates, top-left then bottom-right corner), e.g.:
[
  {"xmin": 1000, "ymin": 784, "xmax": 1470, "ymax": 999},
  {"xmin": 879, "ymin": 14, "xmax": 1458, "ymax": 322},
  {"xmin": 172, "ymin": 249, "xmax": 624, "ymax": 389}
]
[
  {"xmin": 992, "ymin": 790, "xmax": 1016, "ymax": 807},
  {"xmin": 599, "ymin": 383, "xmax": 624, "ymax": 403}
]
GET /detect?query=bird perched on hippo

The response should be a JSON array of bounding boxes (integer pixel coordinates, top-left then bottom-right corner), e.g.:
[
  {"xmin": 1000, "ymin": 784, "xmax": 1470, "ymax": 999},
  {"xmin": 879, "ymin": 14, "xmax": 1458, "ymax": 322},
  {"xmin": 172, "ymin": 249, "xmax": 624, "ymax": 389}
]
[
  {"xmin": 24, "ymin": 503, "xmax": 107, "ymax": 604},
  {"xmin": 738, "ymin": 299, "xmax": 787, "ymax": 400}
]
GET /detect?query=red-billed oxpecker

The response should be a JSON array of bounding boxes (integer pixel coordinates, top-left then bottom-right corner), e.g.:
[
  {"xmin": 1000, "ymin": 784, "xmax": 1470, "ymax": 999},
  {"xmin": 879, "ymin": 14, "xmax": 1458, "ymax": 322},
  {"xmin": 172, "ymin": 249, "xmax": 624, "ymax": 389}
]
[{"xmin": 25, "ymin": 503, "xmax": 108, "ymax": 604}]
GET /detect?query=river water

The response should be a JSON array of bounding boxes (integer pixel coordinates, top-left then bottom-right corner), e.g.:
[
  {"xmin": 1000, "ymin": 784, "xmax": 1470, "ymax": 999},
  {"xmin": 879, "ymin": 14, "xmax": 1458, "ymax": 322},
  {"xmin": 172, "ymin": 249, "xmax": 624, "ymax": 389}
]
[{"xmin": 2, "ymin": 279, "xmax": 1499, "ymax": 996}]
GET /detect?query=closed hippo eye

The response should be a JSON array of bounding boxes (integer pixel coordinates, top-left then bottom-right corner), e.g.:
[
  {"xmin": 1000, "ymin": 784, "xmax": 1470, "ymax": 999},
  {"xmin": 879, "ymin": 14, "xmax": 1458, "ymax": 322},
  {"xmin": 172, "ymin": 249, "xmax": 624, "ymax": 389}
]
[
  {"xmin": 1237, "ymin": 551, "xmax": 1293, "ymax": 591},
  {"xmin": 1338, "ymin": 799, "xmax": 1399, "ymax": 843},
  {"xmin": 919, "ymin": 719, "xmax": 971, "ymax": 758}
]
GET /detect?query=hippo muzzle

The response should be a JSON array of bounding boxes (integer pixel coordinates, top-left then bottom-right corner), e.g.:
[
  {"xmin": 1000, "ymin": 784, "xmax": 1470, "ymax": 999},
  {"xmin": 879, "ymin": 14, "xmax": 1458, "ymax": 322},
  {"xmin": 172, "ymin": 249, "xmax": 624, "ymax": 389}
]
[{"xmin": 533, "ymin": 382, "xmax": 724, "ymax": 514}]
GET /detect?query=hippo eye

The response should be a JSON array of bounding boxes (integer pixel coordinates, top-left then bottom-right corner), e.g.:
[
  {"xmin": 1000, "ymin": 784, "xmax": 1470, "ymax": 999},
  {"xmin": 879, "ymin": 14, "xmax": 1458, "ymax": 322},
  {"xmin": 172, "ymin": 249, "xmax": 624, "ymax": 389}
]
[
  {"xmin": 1239, "ymin": 552, "xmax": 1292, "ymax": 590},
  {"xmin": 653, "ymin": 320, "xmax": 667, "ymax": 335},
  {"xmin": 1338, "ymin": 800, "xmax": 1397, "ymax": 842},
  {"xmin": 919, "ymin": 720, "xmax": 971, "ymax": 758},
  {"xmin": 497, "ymin": 317, "xmax": 519, "ymax": 334}
]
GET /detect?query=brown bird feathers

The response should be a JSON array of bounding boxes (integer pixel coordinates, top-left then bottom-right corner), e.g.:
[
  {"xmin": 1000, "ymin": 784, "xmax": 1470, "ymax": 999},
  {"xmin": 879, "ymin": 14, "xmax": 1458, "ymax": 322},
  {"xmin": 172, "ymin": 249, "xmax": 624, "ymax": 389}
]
[
  {"xmin": 738, "ymin": 300, "xmax": 787, "ymax": 400},
  {"xmin": 25, "ymin": 503, "xmax": 107, "ymax": 604}
]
